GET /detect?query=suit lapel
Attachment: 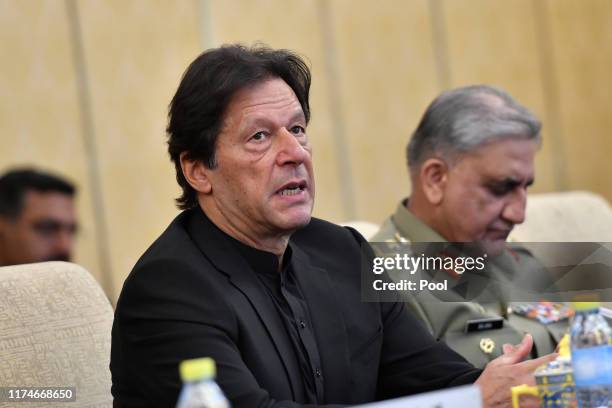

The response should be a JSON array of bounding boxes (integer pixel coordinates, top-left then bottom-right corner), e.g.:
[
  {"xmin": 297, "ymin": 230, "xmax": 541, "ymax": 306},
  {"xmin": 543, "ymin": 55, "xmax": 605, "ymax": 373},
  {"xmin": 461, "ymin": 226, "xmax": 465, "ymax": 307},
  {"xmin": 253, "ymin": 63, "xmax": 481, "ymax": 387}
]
[
  {"xmin": 186, "ymin": 209, "xmax": 303, "ymax": 399},
  {"xmin": 290, "ymin": 244, "xmax": 351, "ymax": 402}
]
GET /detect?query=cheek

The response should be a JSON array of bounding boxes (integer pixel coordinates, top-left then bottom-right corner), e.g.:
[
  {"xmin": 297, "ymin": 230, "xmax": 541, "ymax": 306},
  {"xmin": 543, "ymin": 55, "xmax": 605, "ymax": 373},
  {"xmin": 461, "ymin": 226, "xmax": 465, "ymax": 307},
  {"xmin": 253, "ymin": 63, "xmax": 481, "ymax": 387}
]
[
  {"xmin": 19, "ymin": 232, "xmax": 47, "ymax": 256},
  {"xmin": 223, "ymin": 166, "xmax": 273, "ymax": 204},
  {"xmin": 478, "ymin": 198, "xmax": 506, "ymax": 225},
  {"xmin": 18, "ymin": 225, "xmax": 38, "ymax": 244},
  {"xmin": 456, "ymin": 191, "xmax": 501, "ymax": 229}
]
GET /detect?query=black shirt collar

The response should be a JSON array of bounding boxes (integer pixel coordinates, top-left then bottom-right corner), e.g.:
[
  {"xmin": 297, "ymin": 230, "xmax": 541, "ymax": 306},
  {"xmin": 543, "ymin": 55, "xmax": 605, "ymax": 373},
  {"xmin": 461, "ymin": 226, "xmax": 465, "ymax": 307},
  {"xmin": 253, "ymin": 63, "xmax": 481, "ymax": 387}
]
[
  {"xmin": 199, "ymin": 210, "xmax": 293, "ymax": 277},
  {"xmin": 230, "ymin": 236, "xmax": 293, "ymax": 278}
]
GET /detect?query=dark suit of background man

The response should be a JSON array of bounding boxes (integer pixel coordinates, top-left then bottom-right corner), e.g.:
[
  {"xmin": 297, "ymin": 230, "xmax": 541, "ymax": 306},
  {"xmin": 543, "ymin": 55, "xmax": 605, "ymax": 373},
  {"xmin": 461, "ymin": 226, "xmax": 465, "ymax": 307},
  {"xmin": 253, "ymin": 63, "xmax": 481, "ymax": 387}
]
[
  {"xmin": 0, "ymin": 168, "xmax": 77, "ymax": 266},
  {"xmin": 110, "ymin": 45, "xmax": 554, "ymax": 408}
]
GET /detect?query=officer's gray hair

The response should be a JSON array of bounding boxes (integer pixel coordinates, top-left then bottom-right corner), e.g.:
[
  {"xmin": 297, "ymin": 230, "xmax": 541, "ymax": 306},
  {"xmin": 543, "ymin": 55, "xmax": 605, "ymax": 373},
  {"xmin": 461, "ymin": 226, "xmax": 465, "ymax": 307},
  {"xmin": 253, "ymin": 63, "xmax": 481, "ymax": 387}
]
[{"xmin": 406, "ymin": 85, "xmax": 541, "ymax": 174}]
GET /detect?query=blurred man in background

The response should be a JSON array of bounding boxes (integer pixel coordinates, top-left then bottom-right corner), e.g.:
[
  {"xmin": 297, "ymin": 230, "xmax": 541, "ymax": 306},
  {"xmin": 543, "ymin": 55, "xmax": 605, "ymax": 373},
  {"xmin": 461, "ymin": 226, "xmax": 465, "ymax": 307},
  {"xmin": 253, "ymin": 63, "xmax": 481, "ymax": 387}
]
[
  {"xmin": 0, "ymin": 168, "xmax": 77, "ymax": 266},
  {"xmin": 372, "ymin": 85, "xmax": 566, "ymax": 368}
]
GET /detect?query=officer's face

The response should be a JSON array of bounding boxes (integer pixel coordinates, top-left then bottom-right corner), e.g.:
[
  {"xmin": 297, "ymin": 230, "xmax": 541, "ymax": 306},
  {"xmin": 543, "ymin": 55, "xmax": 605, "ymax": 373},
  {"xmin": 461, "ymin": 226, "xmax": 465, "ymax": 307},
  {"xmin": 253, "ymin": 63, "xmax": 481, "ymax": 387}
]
[
  {"xmin": 0, "ymin": 191, "xmax": 77, "ymax": 265},
  {"xmin": 438, "ymin": 138, "xmax": 536, "ymax": 256},
  {"xmin": 202, "ymin": 78, "xmax": 314, "ymax": 243}
]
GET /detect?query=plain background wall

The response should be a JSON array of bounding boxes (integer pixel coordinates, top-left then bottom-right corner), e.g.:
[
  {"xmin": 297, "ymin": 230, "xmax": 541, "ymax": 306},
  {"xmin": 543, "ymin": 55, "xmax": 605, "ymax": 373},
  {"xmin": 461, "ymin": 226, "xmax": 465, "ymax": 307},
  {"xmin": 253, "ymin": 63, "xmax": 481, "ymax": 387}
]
[{"xmin": 1, "ymin": 0, "xmax": 611, "ymax": 303}]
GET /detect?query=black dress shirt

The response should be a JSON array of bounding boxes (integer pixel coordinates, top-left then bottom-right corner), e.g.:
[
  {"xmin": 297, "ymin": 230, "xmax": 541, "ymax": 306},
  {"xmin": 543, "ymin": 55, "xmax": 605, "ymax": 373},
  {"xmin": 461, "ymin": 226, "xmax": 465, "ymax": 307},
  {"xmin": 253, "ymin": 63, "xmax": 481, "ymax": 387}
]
[{"xmin": 230, "ymin": 237, "xmax": 323, "ymax": 404}]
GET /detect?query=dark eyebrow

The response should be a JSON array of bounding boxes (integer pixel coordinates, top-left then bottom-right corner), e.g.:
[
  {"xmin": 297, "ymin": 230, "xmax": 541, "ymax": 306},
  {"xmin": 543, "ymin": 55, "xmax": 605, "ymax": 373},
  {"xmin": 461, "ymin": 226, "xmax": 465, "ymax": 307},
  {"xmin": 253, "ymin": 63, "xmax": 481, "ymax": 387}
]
[
  {"xmin": 243, "ymin": 110, "xmax": 306, "ymax": 131},
  {"xmin": 489, "ymin": 177, "xmax": 534, "ymax": 189},
  {"xmin": 32, "ymin": 219, "xmax": 79, "ymax": 233}
]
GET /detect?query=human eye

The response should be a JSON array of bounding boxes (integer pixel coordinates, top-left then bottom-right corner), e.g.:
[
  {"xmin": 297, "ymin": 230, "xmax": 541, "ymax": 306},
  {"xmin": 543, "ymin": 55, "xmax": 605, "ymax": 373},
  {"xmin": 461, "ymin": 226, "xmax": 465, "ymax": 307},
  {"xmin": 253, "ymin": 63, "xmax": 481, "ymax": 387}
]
[
  {"xmin": 32, "ymin": 220, "xmax": 61, "ymax": 237},
  {"xmin": 488, "ymin": 178, "xmax": 524, "ymax": 197},
  {"xmin": 289, "ymin": 125, "xmax": 306, "ymax": 135},
  {"xmin": 249, "ymin": 131, "xmax": 268, "ymax": 142},
  {"xmin": 488, "ymin": 184, "xmax": 506, "ymax": 197},
  {"xmin": 490, "ymin": 186, "xmax": 508, "ymax": 197},
  {"xmin": 483, "ymin": 180, "xmax": 508, "ymax": 197}
]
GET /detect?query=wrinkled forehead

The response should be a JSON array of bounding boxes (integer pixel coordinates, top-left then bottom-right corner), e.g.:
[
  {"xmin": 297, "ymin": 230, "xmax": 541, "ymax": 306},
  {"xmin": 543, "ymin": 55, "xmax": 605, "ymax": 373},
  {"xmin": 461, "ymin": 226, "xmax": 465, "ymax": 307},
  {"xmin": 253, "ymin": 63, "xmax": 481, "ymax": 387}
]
[
  {"xmin": 457, "ymin": 137, "xmax": 537, "ymax": 178},
  {"xmin": 220, "ymin": 78, "xmax": 304, "ymax": 130}
]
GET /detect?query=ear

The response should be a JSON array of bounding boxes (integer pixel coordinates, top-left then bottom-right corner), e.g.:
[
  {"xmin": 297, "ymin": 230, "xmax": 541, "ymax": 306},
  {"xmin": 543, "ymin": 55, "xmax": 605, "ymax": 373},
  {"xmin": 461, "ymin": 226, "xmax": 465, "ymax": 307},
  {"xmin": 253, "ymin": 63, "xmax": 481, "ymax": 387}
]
[
  {"xmin": 418, "ymin": 158, "xmax": 448, "ymax": 206},
  {"xmin": 180, "ymin": 152, "xmax": 212, "ymax": 195}
]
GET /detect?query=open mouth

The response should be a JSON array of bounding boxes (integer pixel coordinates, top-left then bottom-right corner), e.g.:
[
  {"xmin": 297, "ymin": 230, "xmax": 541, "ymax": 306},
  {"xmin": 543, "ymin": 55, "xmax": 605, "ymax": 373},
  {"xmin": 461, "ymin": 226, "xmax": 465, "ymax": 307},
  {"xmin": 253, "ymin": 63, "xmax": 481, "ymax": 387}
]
[{"xmin": 277, "ymin": 181, "xmax": 307, "ymax": 196}]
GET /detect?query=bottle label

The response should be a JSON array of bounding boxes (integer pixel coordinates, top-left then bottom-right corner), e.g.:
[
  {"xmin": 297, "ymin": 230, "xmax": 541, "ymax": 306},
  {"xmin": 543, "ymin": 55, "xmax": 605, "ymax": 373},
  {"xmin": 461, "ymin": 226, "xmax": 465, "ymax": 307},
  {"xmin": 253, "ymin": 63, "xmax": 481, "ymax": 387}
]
[{"xmin": 572, "ymin": 345, "xmax": 612, "ymax": 386}]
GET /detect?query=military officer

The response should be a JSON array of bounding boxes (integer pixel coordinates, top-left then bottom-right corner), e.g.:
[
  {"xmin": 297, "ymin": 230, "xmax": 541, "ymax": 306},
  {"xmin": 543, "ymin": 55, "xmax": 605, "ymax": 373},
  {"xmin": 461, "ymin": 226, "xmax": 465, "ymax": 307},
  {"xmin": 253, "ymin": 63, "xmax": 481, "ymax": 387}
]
[{"xmin": 372, "ymin": 85, "xmax": 567, "ymax": 368}]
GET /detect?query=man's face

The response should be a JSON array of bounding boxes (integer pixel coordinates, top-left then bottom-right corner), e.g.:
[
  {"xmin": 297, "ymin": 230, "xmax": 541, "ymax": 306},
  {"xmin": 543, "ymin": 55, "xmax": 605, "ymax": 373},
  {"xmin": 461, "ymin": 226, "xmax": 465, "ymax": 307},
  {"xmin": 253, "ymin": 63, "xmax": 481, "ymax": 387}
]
[
  {"xmin": 203, "ymin": 78, "xmax": 314, "ymax": 242},
  {"xmin": 0, "ymin": 191, "xmax": 77, "ymax": 265},
  {"xmin": 437, "ymin": 138, "xmax": 537, "ymax": 255}
]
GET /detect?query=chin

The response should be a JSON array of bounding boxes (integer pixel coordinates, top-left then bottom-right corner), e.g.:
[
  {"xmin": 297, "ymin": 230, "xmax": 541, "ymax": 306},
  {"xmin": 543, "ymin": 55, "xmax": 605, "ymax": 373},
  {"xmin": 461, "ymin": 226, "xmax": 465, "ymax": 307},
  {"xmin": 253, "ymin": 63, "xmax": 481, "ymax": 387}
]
[
  {"xmin": 481, "ymin": 240, "xmax": 506, "ymax": 257},
  {"xmin": 274, "ymin": 210, "xmax": 312, "ymax": 232},
  {"xmin": 289, "ymin": 213, "xmax": 312, "ymax": 230}
]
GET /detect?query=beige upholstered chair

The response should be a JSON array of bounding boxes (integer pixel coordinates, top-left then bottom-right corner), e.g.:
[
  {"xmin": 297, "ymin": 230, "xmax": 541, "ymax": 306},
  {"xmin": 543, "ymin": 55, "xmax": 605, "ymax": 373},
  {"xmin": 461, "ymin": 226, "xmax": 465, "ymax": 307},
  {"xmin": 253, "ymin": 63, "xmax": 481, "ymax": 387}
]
[
  {"xmin": 341, "ymin": 220, "xmax": 380, "ymax": 240},
  {"xmin": 509, "ymin": 191, "xmax": 612, "ymax": 308},
  {"xmin": 0, "ymin": 262, "xmax": 113, "ymax": 408},
  {"xmin": 510, "ymin": 191, "xmax": 612, "ymax": 242}
]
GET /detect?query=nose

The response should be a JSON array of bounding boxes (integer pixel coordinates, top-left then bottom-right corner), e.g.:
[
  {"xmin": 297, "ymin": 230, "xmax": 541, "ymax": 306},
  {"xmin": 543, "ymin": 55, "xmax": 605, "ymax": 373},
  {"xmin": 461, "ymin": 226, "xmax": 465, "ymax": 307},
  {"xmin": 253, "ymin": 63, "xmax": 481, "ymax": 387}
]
[
  {"xmin": 275, "ymin": 128, "xmax": 309, "ymax": 166},
  {"xmin": 501, "ymin": 188, "xmax": 527, "ymax": 225},
  {"xmin": 53, "ymin": 229, "xmax": 74, "ymax": 258}
]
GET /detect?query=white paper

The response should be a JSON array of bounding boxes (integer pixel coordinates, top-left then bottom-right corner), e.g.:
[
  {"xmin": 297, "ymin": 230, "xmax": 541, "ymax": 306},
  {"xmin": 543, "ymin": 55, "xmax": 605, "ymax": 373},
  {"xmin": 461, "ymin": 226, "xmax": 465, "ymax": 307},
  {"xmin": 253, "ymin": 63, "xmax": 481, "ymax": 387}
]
[{"xmin": 353, "ymin": 385, "xmax": 482, "ymax": 408}]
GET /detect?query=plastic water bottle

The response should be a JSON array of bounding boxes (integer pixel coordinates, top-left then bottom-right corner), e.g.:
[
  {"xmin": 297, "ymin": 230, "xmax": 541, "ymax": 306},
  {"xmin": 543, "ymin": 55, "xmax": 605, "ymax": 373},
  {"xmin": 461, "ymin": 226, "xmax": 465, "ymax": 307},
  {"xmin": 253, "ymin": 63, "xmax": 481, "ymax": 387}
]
[
  {"xmin": 176, "ymin": 357, "xmax": 230, "ymax": 408},
  {"xmin": 570, "ymin": 301, "xmax": 612, "ymax": 408}
]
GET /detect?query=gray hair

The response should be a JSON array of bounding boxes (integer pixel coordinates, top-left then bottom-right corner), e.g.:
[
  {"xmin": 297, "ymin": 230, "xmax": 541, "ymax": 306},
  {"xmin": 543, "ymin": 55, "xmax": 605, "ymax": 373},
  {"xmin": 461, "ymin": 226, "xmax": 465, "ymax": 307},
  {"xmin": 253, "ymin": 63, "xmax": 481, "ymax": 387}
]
[{"xmin": 407, "ymin": 85, "xmax": 541, "ymax": 173}]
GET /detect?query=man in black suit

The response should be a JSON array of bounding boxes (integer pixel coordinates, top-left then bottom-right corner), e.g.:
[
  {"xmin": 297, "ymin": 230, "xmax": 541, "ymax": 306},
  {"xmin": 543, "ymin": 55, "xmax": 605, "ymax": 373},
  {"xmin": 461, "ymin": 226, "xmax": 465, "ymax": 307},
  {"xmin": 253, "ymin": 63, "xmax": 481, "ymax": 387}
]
[{"xmin": 110, "ymin": 45, "xmax": 554, "ymax": 407}]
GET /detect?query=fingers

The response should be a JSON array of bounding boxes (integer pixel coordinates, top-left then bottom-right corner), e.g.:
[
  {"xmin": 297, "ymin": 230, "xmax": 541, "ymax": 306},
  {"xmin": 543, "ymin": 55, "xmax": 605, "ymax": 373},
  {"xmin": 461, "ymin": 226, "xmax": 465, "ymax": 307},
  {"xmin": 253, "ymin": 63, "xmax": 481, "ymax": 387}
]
[
  {"xmin": 499, "ymin": 334, "xmax": 533, "ymax": 364},
  {"xmin": 508, "ymin": 353, "xmax": 559, "ymax": 389},
  {"xmin": 517, "ymin": 394, "xmax": 541, "ymax": 408},
  {"xmin": 503, "ymin": 343, "xmax": 514, "ymax": 355},
  {"xmin": 517, "ymin": 352, "xmax": 559, "ymax": 372},
  {"xmin": 478, "ymin": 336, "xmax": 559, "ymax": 408},
  {"xmin": 514, "ymin": 334, "xmax": 533, "ymax": 360}
]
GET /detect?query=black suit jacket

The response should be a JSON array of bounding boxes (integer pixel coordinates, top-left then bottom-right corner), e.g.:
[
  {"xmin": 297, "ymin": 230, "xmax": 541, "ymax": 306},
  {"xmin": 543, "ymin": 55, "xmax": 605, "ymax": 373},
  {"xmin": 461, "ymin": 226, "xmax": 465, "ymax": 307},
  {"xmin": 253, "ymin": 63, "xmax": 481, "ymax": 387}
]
[{"xmin": 110, "ymin": 208, "xmax": 481, "ymax": 407}]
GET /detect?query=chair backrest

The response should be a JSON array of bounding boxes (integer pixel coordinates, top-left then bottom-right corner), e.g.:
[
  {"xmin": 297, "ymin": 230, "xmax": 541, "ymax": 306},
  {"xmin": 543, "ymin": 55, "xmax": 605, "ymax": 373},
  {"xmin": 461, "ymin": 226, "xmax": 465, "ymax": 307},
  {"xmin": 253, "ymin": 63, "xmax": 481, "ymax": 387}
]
[
  {"xmin": 342, "ymin": 220, "xmax": 381, "ymax": 240},
  {"xmin": 0, "ymin": 261, "xmax": 113, "ymax": 407},
  {"xmin": 510, "ymin": 191, "xmax": 612, "ymax": 242}
]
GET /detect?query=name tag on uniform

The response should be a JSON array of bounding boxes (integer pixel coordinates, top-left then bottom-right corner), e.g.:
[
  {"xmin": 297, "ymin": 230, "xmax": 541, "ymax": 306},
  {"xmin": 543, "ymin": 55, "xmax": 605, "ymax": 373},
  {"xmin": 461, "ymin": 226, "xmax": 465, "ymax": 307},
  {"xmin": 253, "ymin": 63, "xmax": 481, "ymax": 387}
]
[{"xmin": 464, "ymin": 317, "xmax": 504, "ymax": 333}]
